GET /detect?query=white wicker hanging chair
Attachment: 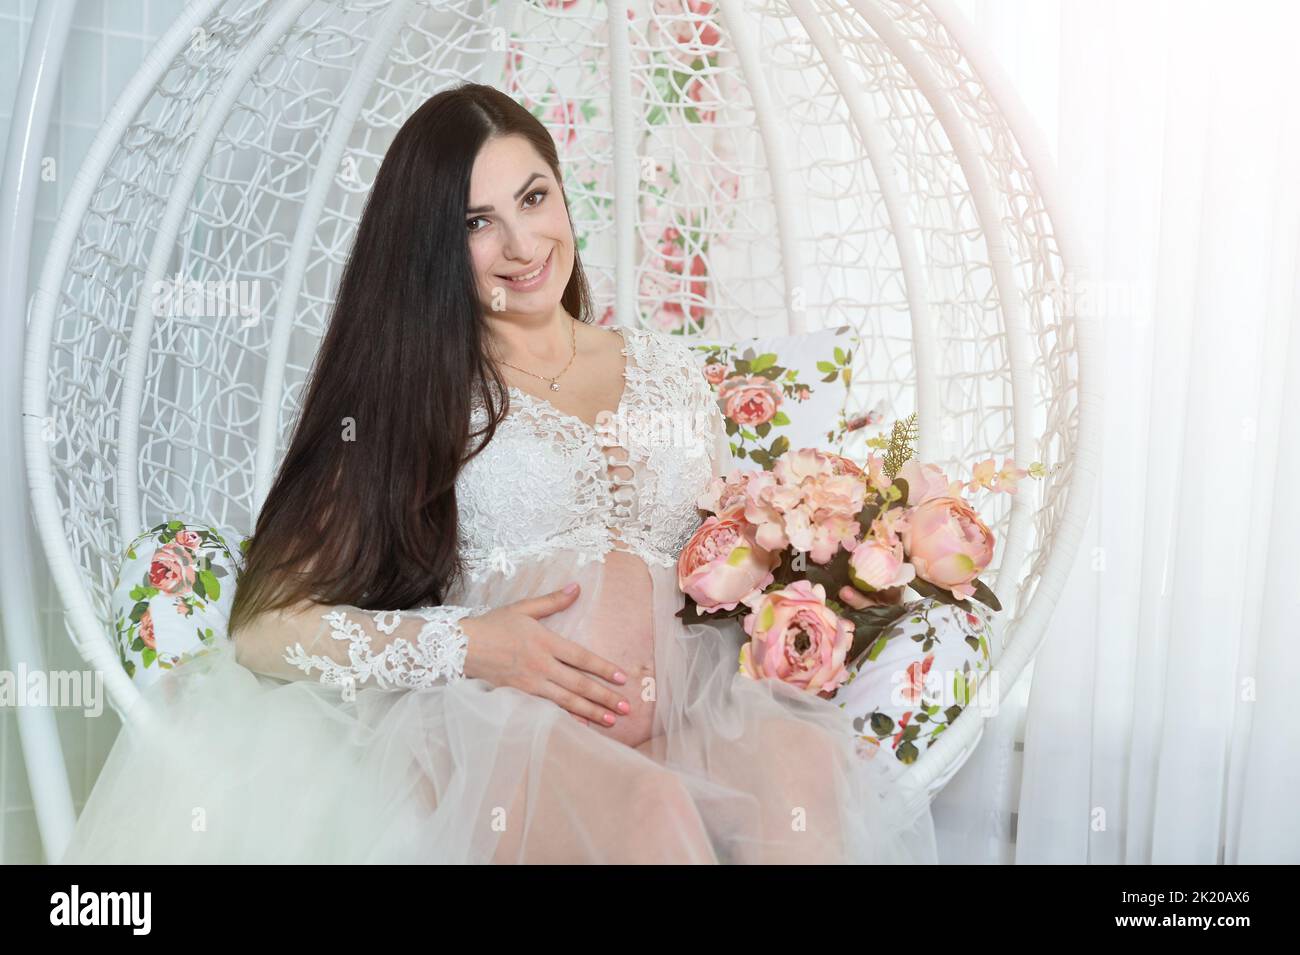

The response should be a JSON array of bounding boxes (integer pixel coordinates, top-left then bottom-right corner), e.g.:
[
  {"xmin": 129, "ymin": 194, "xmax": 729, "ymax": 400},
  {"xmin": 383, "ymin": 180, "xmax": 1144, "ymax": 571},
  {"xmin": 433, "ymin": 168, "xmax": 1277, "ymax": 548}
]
[{"xmin": 22, "ymin": 0, "xmax": 1097, "ymax": 812}]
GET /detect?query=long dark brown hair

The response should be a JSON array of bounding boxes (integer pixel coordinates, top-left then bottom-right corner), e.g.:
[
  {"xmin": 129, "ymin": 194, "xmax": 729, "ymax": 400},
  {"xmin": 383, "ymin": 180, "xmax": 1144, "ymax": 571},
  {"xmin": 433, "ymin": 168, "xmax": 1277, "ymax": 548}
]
[{"xmin": 228, "ymin": 82, "xmax": 593, "ymax": 637}]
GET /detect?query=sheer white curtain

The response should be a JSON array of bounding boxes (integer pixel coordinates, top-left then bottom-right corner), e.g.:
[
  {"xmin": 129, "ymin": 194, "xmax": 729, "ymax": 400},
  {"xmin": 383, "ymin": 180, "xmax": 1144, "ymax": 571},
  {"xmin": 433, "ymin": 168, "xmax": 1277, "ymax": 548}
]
[{"xmin": 942, "ymin": 0, "xmax": 1300, "ymax": 864}]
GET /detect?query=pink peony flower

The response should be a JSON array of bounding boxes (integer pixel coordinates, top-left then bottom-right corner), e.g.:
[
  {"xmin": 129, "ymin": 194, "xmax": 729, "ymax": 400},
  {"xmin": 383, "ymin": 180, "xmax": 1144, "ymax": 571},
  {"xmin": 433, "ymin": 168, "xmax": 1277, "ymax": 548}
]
[
  {"xmin": 754, "ymin": 449, "xmax": 864, "ymax": 563},
  {"xmin": 703, "ymin": 361, "xmax": 727, "ymax": 385},
  {"xmin": 847, "ymin": 537, "xmax": 916, "ymax": 593},
  {"xmin": 173, "ymin": 529, "xmax": 202, "ymax": 550},
  {"xmin": 897, "ymin": 458, "xmax": 964, "ymax": 505},
  {"xmin": 901, "ymin": 496, "xmax": 995, "ymax": 601},
  {"xmin": 695, "ymin": 463, "xmax": 774, "ymax": 515},
  {"xmin": 148, "ymin": 542, "xmax": 196, "ymax": 595},
  {"xmin": 738, "ymin": 580, "xmax": 853, "ymax": 695},
  {"xmin": 677, "ymin": 507, "xmax": 779, "ymax": 613},
  {"xmin": 868, "ymin": 506, "xmax": 910, "ymax": 549}
]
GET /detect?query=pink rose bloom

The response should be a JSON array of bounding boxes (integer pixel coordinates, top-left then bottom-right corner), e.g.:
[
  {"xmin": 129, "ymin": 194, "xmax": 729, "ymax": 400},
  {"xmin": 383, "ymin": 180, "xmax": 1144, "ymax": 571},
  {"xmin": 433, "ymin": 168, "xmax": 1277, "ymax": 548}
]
[
  {"xmin": 899, "ymin": 654, "xmax": 936, "ymax": 707},
  {"xmin": 139, "ymin": 609, "xmax": 155, "ymax": 650},
  {"xmin": 848, "ymin": 538, "xmax": 916, "ymax": 592},
  {"xmin": 173, "ymin": 529, "xmax": 202, "ymax": 550},
  {"xmin": 897, "ymin": 459, "xmax": 964, "ymax": 505},
  {"xmin": 703, "ymin": 361, "xmax": 727, "ymax": 385},
  {"xmin": 148, "ymin": 542, "xmax": 196, "ymax": 595},
  {"xmin": 902, "ymin": 496, "xmax": 995, "ymax": 601},
  {"xmin": 718, "ymin": 375, "xmax": 783, "ymax": 427},
  {"xmin": 739, "ymin": 580, "xmax": 853, "ymax": 695},
  {"xmin": 678, "ymin": 507, "xmax": 779, "ymax": 613}
]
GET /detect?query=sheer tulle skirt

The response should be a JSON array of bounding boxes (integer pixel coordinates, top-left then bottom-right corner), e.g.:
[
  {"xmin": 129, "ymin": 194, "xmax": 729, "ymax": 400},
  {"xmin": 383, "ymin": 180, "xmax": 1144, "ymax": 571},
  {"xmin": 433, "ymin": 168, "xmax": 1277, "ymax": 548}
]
[{"xmin": 60, "ymin": 548, "xmax": 937, "ymax": 864}]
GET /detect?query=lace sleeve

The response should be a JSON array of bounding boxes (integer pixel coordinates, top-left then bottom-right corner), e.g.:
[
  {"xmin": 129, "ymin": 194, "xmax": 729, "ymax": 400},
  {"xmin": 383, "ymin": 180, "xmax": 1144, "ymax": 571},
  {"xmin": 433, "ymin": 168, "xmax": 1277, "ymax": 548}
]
[{"xmin": 233, "ymin": 600, "xmax": 491, "ymax": 691}]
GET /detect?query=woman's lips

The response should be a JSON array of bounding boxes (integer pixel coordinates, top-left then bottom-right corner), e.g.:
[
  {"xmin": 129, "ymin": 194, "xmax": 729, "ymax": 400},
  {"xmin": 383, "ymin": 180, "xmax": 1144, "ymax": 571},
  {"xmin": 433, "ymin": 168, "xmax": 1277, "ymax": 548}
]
[{"xmin": 497, "ymin": 249, "xmax": 553, "ymax": 292}]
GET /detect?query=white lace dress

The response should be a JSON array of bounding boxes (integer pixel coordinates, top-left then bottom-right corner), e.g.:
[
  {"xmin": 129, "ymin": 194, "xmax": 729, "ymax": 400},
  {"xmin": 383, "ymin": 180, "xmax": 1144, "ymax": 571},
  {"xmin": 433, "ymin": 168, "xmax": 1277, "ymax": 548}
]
[{"xmin": 59, "ymin": 325, "xmax": 938, "ymax": 864}]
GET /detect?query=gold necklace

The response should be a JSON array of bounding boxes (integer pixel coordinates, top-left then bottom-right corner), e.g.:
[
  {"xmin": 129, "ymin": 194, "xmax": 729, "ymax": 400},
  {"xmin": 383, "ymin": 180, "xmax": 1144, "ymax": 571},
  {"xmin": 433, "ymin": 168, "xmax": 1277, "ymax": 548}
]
[{"xmin": 495, "ymin": 318, "xmax": 577, "ymax": 392}]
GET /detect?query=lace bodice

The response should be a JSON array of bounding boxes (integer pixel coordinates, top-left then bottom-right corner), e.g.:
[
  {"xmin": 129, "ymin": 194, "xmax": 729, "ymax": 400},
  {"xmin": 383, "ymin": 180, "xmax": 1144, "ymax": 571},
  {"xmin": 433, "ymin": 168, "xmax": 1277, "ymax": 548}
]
[
  {"xmin": 241, "ymin": 323, "xmax": 728, "ymax": 693},
  {"xmin": 455, "ymin": 325, "xmax": 726, "ymax": 582}
]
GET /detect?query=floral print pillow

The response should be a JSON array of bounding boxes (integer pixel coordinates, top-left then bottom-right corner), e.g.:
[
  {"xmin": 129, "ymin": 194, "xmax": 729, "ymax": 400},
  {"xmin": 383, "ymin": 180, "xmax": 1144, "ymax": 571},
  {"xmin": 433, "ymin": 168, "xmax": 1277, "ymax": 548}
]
[
  {"xmin": 687, "ymin": 325, "xmax": 861, "ymax": 470},
  {"xmin": 111, "ymin": 521, "xmax": 247, "ymax": 688},
  {"xmin": 833, "ymin": 596, "xmax": 997, "ymax": 797}
]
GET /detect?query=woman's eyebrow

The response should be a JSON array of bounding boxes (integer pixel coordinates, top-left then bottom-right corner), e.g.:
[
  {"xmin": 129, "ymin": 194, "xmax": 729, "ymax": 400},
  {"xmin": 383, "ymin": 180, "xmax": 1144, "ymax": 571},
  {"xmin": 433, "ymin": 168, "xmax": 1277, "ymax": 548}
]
[{"xmin": 466, "ymin": 172, "xmax": 548, "ymax": 214}]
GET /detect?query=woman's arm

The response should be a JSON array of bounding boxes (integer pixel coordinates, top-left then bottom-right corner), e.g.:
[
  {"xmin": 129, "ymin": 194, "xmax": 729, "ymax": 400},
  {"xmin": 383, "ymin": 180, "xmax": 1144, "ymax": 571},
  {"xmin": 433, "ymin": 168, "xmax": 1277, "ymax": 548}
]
[{"xmin": 233, "ymin": 598, "xmax": 490, "ymax": 691}]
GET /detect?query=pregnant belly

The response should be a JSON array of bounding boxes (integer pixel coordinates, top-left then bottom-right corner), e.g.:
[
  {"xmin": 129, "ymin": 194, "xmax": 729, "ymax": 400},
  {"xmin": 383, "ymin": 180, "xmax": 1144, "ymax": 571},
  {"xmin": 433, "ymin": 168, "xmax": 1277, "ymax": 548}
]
[{"xmin": 576, "ymin": 547, "xmax": 656, "ymax": 749}]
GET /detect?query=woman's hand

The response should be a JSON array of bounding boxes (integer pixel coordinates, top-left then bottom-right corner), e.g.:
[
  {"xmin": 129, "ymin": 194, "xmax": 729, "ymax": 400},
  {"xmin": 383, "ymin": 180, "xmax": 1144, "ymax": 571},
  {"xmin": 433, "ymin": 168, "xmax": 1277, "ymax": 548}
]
[{"xmin": 459, "ymin": 584, "xmax": 632, "ymax": 729}]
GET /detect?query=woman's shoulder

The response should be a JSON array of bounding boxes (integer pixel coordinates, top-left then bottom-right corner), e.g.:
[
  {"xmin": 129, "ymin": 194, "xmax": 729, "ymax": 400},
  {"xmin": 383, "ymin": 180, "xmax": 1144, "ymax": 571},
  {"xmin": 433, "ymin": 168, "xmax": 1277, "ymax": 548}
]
[{"xmin": 624, "ymin": 325, "xmax": 707, "ymax": 381}]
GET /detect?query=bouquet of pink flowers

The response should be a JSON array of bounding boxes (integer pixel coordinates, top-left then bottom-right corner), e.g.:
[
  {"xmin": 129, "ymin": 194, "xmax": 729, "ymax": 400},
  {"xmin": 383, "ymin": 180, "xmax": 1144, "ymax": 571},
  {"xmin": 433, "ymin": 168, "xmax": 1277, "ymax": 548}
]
[{"xmin": 676, "ymin": 415, "xmax": 1044, "ymax": 698}]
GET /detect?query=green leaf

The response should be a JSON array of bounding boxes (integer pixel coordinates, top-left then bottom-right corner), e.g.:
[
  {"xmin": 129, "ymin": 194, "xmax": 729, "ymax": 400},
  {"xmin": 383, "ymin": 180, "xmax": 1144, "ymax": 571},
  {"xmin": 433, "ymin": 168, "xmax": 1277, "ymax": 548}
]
[
  {"xmin": 892, "ymin": 477, "xmax": 910, "ymax": 507},
  {"xmin": 971, "ymin": 577, "xmax": 1002, "ymax": 612},
  {"xmin": 749, "ymin": 353, "xmax": 777, "ymax": 372},
  {"xmin": 816, "ymin": 360, "xmax": 837, "ymax": 373},
  {"xmin": 142, "ymin": 647, "xmax": 157, "ymax": 668},
  {"xmin": 198, "ymin": 569, "xmax": 220, "ymax": 601},
  {"xmin": 771, "ymin": 411, "xmax": 790, "ymax": 426}
]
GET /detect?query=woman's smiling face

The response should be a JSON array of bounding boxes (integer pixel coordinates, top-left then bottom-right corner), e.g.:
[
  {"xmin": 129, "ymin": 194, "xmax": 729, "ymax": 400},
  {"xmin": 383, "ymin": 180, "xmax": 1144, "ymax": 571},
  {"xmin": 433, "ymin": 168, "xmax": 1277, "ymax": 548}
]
[{"xmin": 466, "ymin": 134, "xmax": 573, "ymax": 319}]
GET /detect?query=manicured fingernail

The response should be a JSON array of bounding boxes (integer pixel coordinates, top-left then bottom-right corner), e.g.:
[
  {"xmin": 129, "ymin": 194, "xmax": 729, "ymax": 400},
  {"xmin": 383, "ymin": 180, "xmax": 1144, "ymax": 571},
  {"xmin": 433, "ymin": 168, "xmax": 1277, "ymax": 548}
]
[
  {"xmin": 563, "ymin": 582, "xmax": 579, "ymax": 594},
  {"xmin": 617, "ymin": 701, "xmax": 630, "ymax": 714},
  {"xmin": 613, "ymin": 671, "xmax": 627, "ymax": 683},
  {"xmin": 603, "ymin": 713, "xmax": 616, "ymax": 724}
]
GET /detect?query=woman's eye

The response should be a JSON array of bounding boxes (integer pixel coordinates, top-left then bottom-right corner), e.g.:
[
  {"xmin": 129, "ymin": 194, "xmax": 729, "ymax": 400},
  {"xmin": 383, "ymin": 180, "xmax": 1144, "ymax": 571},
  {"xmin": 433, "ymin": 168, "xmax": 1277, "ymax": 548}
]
[{"xmin": 468, "ymin": 189, "xmax": 545, "ymax": 232}]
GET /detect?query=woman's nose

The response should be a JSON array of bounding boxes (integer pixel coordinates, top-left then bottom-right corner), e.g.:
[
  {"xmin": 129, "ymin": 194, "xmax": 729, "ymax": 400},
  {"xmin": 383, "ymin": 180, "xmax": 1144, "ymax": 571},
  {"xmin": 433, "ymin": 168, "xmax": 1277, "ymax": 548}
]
[{"xmin": 499, "ymin": 219, "xmax": 543, "ymax": 262}]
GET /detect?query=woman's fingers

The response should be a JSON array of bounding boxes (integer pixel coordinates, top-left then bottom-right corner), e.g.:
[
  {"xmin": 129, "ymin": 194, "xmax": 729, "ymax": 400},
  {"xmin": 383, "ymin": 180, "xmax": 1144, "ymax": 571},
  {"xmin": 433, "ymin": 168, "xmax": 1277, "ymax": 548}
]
[
  {"xmin": 546, "ymin": 631, "xmax": 629, "ymax": 688},
  {"xmin": 547, "ymin": 660, "xmax": 629, "ymax": 722},
  {"xmin": 540, "ymin": 681, "xmax": 620, "ymax": 727}
]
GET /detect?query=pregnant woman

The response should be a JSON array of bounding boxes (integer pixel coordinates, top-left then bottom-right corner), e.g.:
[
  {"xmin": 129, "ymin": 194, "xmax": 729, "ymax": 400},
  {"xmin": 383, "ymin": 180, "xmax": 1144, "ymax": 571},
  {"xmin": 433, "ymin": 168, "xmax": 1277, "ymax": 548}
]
[{"xmin": 59, "ymin": 82, "xmax": 938, "ymax": 864}]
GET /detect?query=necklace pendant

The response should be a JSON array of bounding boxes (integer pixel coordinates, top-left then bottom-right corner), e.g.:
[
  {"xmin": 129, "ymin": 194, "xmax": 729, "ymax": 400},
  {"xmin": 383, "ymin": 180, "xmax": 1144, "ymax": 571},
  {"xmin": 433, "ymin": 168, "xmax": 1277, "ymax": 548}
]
[{"xmin": 549, "ymin": 381, "xmax": 560, "ymax": 391}]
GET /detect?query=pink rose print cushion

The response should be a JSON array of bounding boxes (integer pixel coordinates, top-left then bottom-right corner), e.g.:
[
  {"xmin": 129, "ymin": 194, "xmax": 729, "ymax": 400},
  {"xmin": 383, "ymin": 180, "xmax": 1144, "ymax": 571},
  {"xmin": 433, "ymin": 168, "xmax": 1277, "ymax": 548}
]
[
  {"xmin": 110, "ymin": 521, "xmax": 247, "ymax": 689},
  {"xmin": 686, "ymin": 325, "xmax": 864, "ymax": 471}
]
